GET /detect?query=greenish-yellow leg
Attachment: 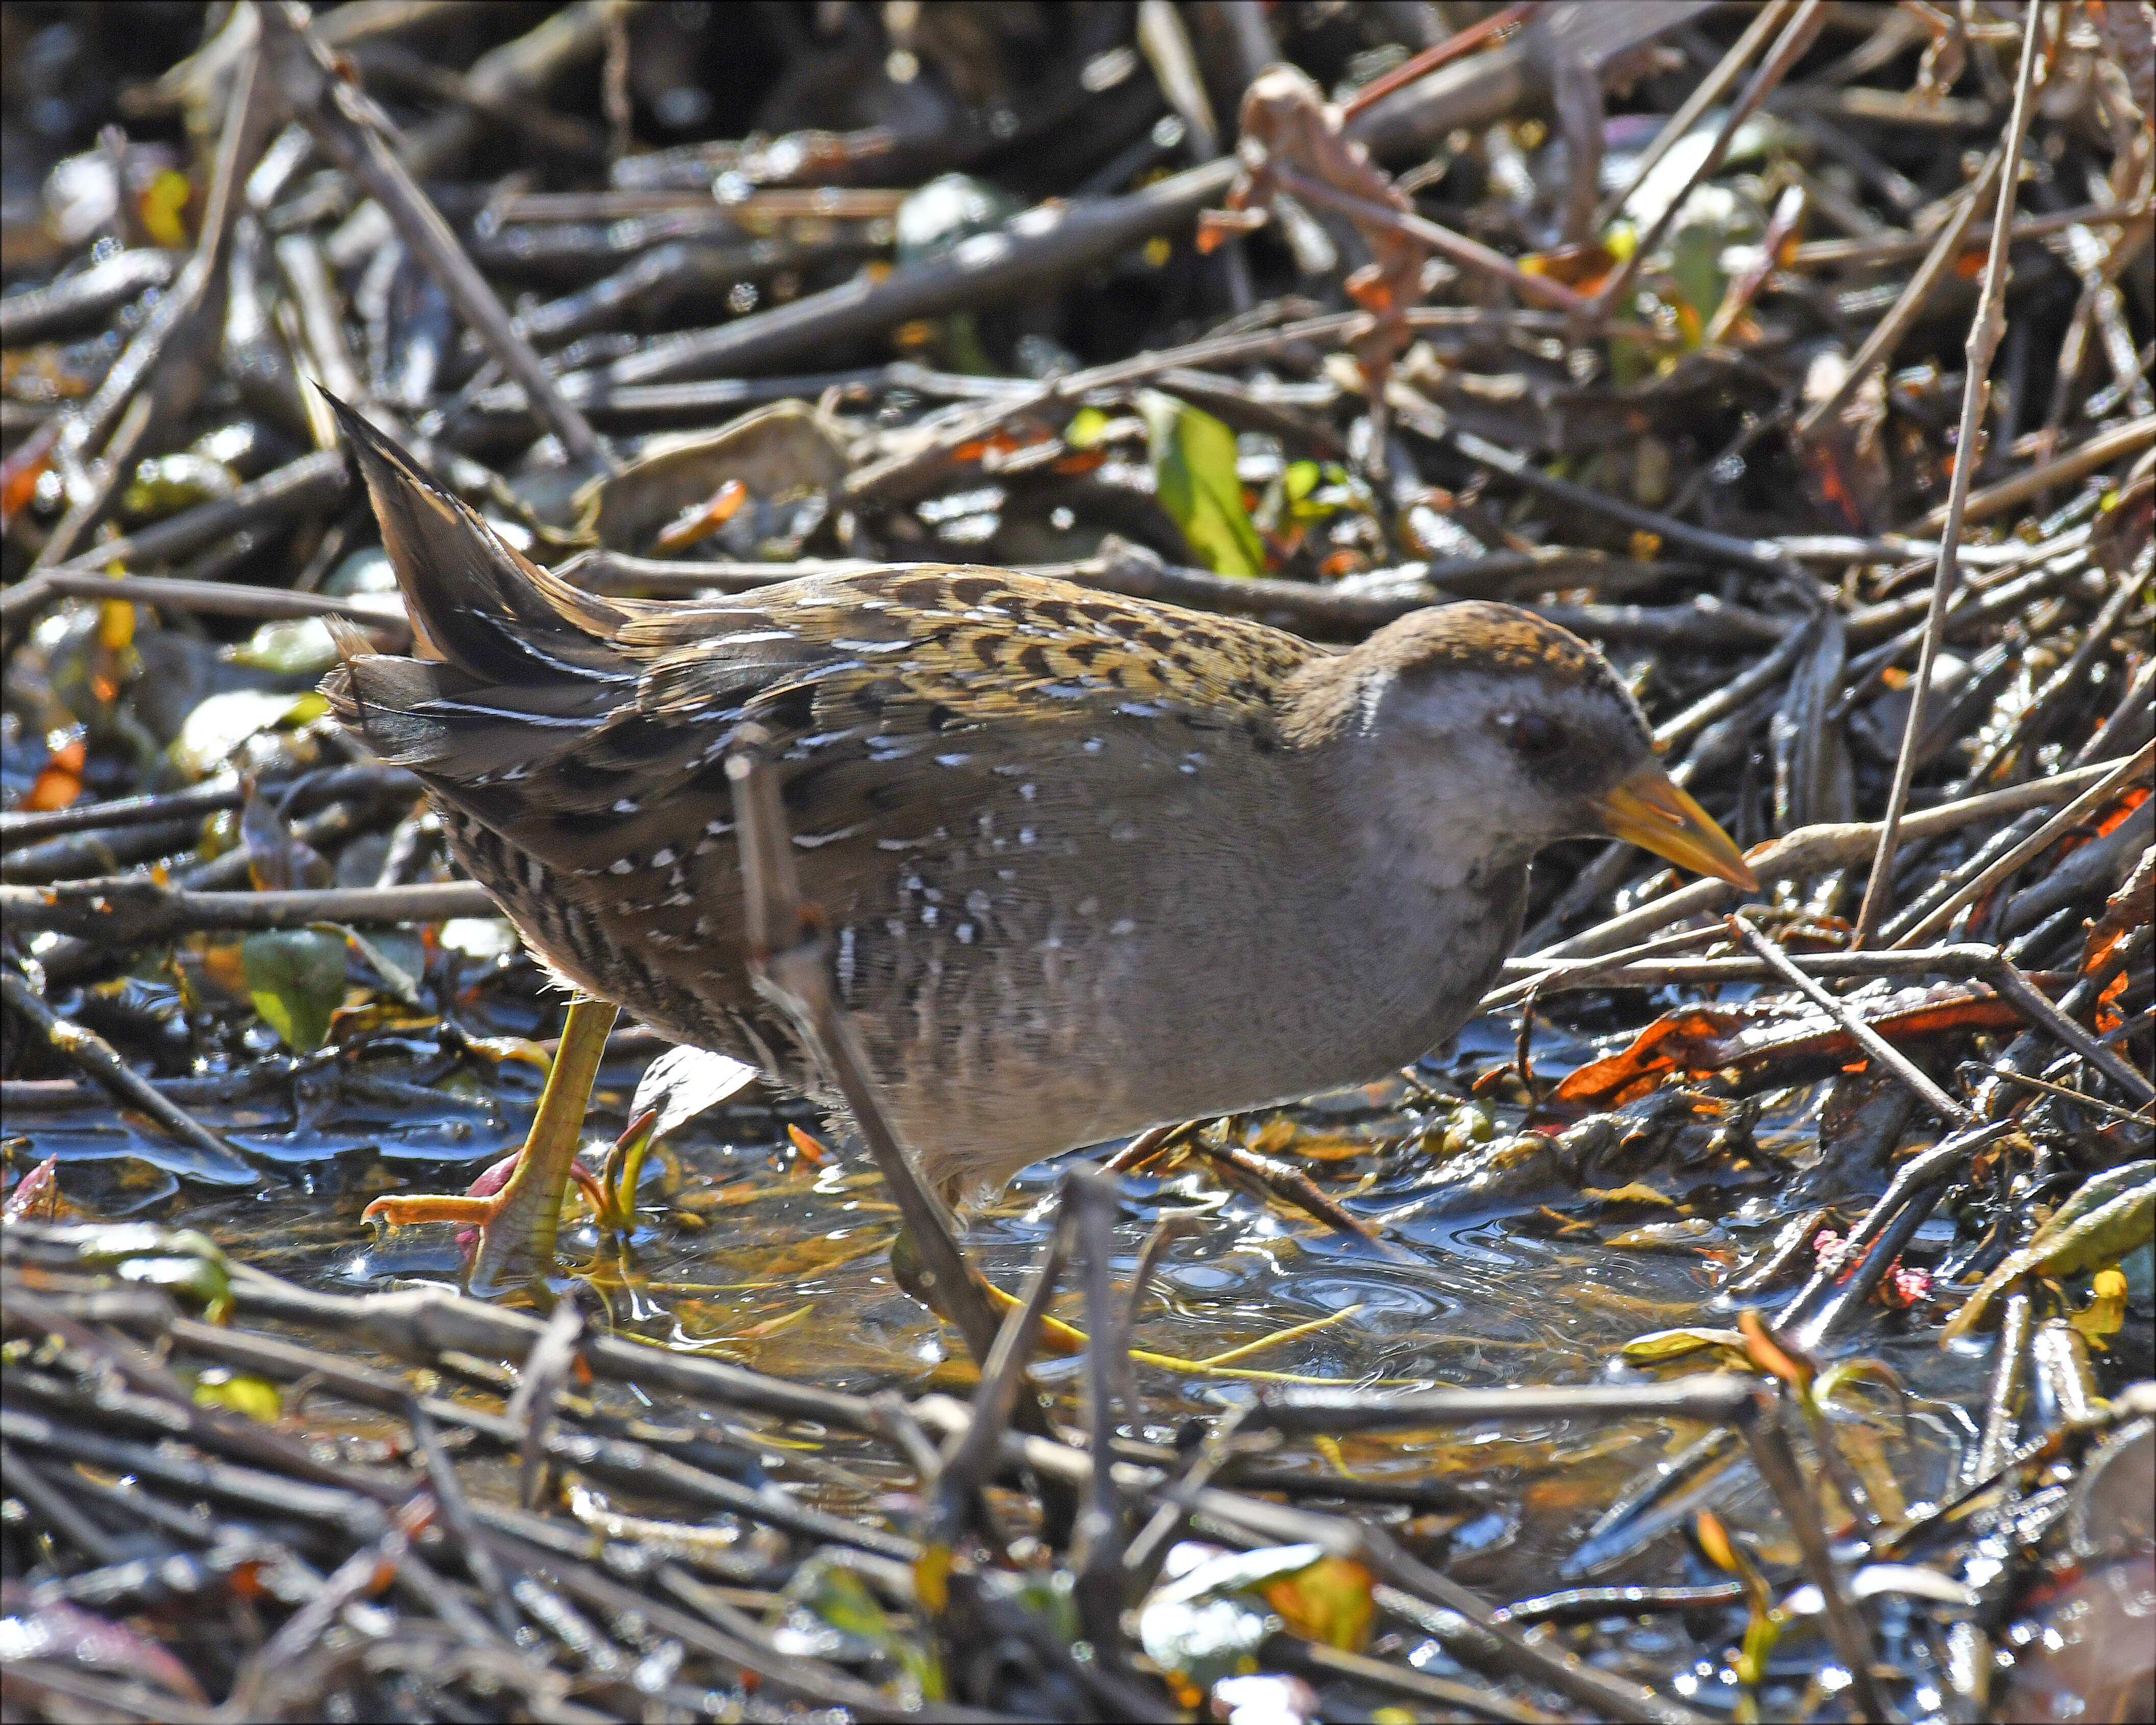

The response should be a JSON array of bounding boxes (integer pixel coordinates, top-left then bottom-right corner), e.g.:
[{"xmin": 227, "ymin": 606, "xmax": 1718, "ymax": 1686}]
[{"xmin": 363, "ymin": 997, "xmax": 620, "ymax": 1293}]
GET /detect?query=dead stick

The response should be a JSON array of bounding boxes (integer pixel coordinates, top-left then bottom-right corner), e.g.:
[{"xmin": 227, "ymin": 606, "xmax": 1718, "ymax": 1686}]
[
  {"xmin": 0, "ymin": 881, "xmax": 493, "ymax": 942},
  {"xmin": 1851, "ymin": 3, "xmax": 2047, "ymax": 946},
  {"xmin": 925, "ymin": 1200, "xmax": 1076, "ymax": 1548},
  {"xmin": 1958, "ymin": 570, "xmax": 2142, "ymax": 790},
  {"xmin": 1338, "ymin": 2, "xmax": 1539, "ymax": 121},
  {"xmin": 1391, "ymin": 389, "xmax": 1795, "ymax": 575},
  {"xmin": 221, "ymin": 1260, "xmax": 880, "ymax": 1432},
  {"xmin": 1773, "ymin": 1123, "xmax": 2014, "ymax": 1339},
  {"xmin": 1985, "ymin": 956, "xmax": 2156, "ymax": 1106},
  {"xmin": 1486, "ymin": 943, "xmax": 2060, "ymax": 1009},
  {"xmin": 1794, "ymin": 150, "xmax": 2008, "ymax": 445},
  {"xmin": 4, "ymin": 782, "xmax": 250, "ymax": 848},
  {"xmin": 1890, "ymin": 741, "xmax": 2154, "ymax": 949},
  {"xmin": 42, "ymin": 451, "xmax": 349, "ymax": 577},
  {"xmin": 1591, "ymin": 0, "xmax": 1795, "ymax": 231},
  {"xmin": 905, "ymin": 1395, "xmax": 1722, "ymax": 1723},
  {"xmin": 1068, "ymin": 1166, "xmax": 1135, "ymax": 1660},
  {"xmin": 1986, "ymin": 1069, "xmax": 2152, "ymax": 1126},
  {"xmin": 1727, "ymin": 912, "xmax": 1972, "ymax": 1123},
  {"xmin": 1792, "ymin": 197, "xmax": 2153, "ymax": 268},
  {"xmin": 1264, "ymin": 160, "xmax": 1585, "ymax": 313},
  {"xmin": 12, "ymin": 571, "xmax": 408, "ymax": 647},
  {"xmin": 1536, "ymin": 756, "xmax": 2125, "ymax": 962},
  {"xmin": 258, "ymin": 3, "xmax": 608, "ymax": 470},
  {"xmin": 562, "ymin": 157, "xmax": 1240, "ymax": 393},
  {"xmin": 1588, "ymin": 0, "xmax": 1828, "ymax": 322},
  {"xmin": 1919, "ymin": 412, "xmax": 2155, "ymax": 532},
  {"xmin": 32, "ymin": 42, "xmax": 275, "ymax": 569}
]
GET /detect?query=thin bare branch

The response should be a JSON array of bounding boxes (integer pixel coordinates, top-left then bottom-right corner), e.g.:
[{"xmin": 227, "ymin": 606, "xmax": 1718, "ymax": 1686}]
[{"xmin": 1852, "ymin": 3, "xmax": 2049, "ymax": 945}]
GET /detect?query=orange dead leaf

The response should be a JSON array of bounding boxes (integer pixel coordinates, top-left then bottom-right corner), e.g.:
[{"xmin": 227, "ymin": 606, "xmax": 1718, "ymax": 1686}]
[
  {"xmin": 2095, "ymin": 968, "xmax": 2130, "ymax": 1033},
  {"xmin": 1554, "ymin": 984, "xmax": 2023, "ymax": 1108},
  {"xmin": 1519, "ymin": 242, "xmax": 1619, "ymax": 291},
  {"xmin": 1261, "ymin": 1556, "xmax": 1375, "ymax": 1652},
  {"xmin": 1738, "ymin": 1308, "xmax": 1813, "ymax": 1392},
  {"xmin": 22, "ymin": 735, "xmax": 85, "ymax": 812},
  {"xmin": 2084, "ymin": 844, "xmax": 2154, "ymax": 971},
  {"xmin": 0, "ymin": 416, "xmax": 59, "ymax": 528},
  {"xmin": 654, "ymin": 477, "xmax": 748, "ymax": 552},
  {"xmin": 1695, "ymin": 1509, "xmax": 1741, "ymax": 1573}
]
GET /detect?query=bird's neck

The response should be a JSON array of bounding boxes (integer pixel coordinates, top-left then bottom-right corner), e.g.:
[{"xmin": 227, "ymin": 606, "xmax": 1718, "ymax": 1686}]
[{"xmin": 1300, "ymin": 726, "xmax": 1540, "ymax": 895}]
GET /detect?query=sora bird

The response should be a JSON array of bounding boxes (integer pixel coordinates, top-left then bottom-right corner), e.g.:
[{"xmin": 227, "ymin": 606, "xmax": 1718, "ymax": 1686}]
[{"xmin": 322, "ymin": 398, "xmax": 1755, "ymax": 1289}]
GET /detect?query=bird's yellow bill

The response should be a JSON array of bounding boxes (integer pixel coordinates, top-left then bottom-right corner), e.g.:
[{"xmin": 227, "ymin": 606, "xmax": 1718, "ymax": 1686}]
[{"xmin": 1595, "ymin": 766, "xmax": 1758, "ymax": 891}]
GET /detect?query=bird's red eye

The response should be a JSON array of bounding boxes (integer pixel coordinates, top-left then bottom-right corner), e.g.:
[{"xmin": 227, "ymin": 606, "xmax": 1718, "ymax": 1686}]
[{"xmin": 1496, "ymin": 710, "xmax": 1566, "ymax": 757}]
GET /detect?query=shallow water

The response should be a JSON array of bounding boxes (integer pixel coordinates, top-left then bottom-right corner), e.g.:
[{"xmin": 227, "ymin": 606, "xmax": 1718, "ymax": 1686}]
[{"xmin": 6, "ymin": 999, "xmax": 2071, "ymax": 1624}]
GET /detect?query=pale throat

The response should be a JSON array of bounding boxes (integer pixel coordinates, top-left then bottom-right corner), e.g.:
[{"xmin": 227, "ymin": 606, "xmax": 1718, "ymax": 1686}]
[{"xmin": 1331, "ymin": 737, "xmax": 1549, "ymax": 895}]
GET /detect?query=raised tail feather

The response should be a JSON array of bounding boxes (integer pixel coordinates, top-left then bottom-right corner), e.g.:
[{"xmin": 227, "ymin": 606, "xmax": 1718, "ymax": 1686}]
[
  {"xmin": 312, "ymin": 393, "xmax": 769, "ymax": 1039},
  {"xmin": 316, "ymin": 390, "xmax": 633, "ymax": 777},
  {"xmin": 318, "ymin": 390, "xmax": 625, "ymax": 678}
]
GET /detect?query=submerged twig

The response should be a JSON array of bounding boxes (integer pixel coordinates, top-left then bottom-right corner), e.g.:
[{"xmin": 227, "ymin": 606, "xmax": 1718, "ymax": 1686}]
[
  {"xmin": 0, "ymin": 970, "xmax": 268, "ymax": 1178},
  {"xmin": 1196, "ymin": 1133, "xmax": 1413, "ymax": 1258},
  {"xmin": 1736, "ymin": 1394, "xmax": 1886, "ymax": 1720}
]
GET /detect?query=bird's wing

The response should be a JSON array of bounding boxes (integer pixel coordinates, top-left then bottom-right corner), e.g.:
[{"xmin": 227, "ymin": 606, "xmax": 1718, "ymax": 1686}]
[
  {"xmin": 623, "ymin": 564, "xmax": 1314, "ymax": 739},
  {"xmin": 421, "ymin": 564, "xmax": 1315, "ymax": 869}
]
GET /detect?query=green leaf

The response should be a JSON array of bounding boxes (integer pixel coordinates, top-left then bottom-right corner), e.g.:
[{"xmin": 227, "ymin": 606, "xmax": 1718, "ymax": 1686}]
[
  {"xmin": 192, "ymin": 1369, "xmax": 283, "ymax": 1421},
  {"xmin": 1274, "ymin": 458, "xmax": 1344, "ymax": 526},
  {"xmin": 77, "ymin": 1227, "xmax": 232, "ymax": 1321},
  {"xmin": 169, "ymin": 689, "xmax": 329, "ymax": 781},
  {"xmin": 109, "ymin": 1234, "xmax": 234, "ymax": 1323},
  {"xmin": 224, "ymin": 617, "xmax": 342, "ymax": 675},
  {"xmin": 1943, "ymin": 1161, "xmax": 2155, "ymax": 1341},
  {"xmin": 1623, "ymin": 1326, "xmax": 1747, "ymax": 1362},
  {"xmin": 242, "ymin": 928, "xmax": 347, "ymax": 1052},
  {"xmin": 2035, "ymin": 1184, "xmax": 2154, "ymax": 1281},
  {"xmin": 1260, "ymin": 1554, "xmax": 1374, "ymax": 1652},
  {"xmin": 1139, "ymin": 390, "xmax": 1265, "ymax": 576},
  {"xmin": 782, "ymin": 1556, "xmax": 944, "ymax": 1701},
  {"xmin": 1669, "ymin": 220, "xmax": 1726, "ymax": 347},
  {"xmin": 1065, "ymin": 406, "xmax": 1112, "ymax": 449},
  {"xmin": 938, "ymin": 311, "xmax": 995, "ymax": 377}
]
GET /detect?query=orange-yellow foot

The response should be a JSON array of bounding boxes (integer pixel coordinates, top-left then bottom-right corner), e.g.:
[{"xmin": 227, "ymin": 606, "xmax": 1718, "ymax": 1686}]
[
  {"xmin": 362, "ymin": 996, "xmax": 620, "ymax": 1294},
  {"xmin": 361, "ymin": 1149, "xmax": 611, "ymax": 1245}
]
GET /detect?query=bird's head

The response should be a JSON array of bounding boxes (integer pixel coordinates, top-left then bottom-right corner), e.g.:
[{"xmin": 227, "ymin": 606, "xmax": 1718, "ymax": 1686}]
[{"xmin": 1295, "ymin": 601, "xmax": 1758, "ymax": 892}]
